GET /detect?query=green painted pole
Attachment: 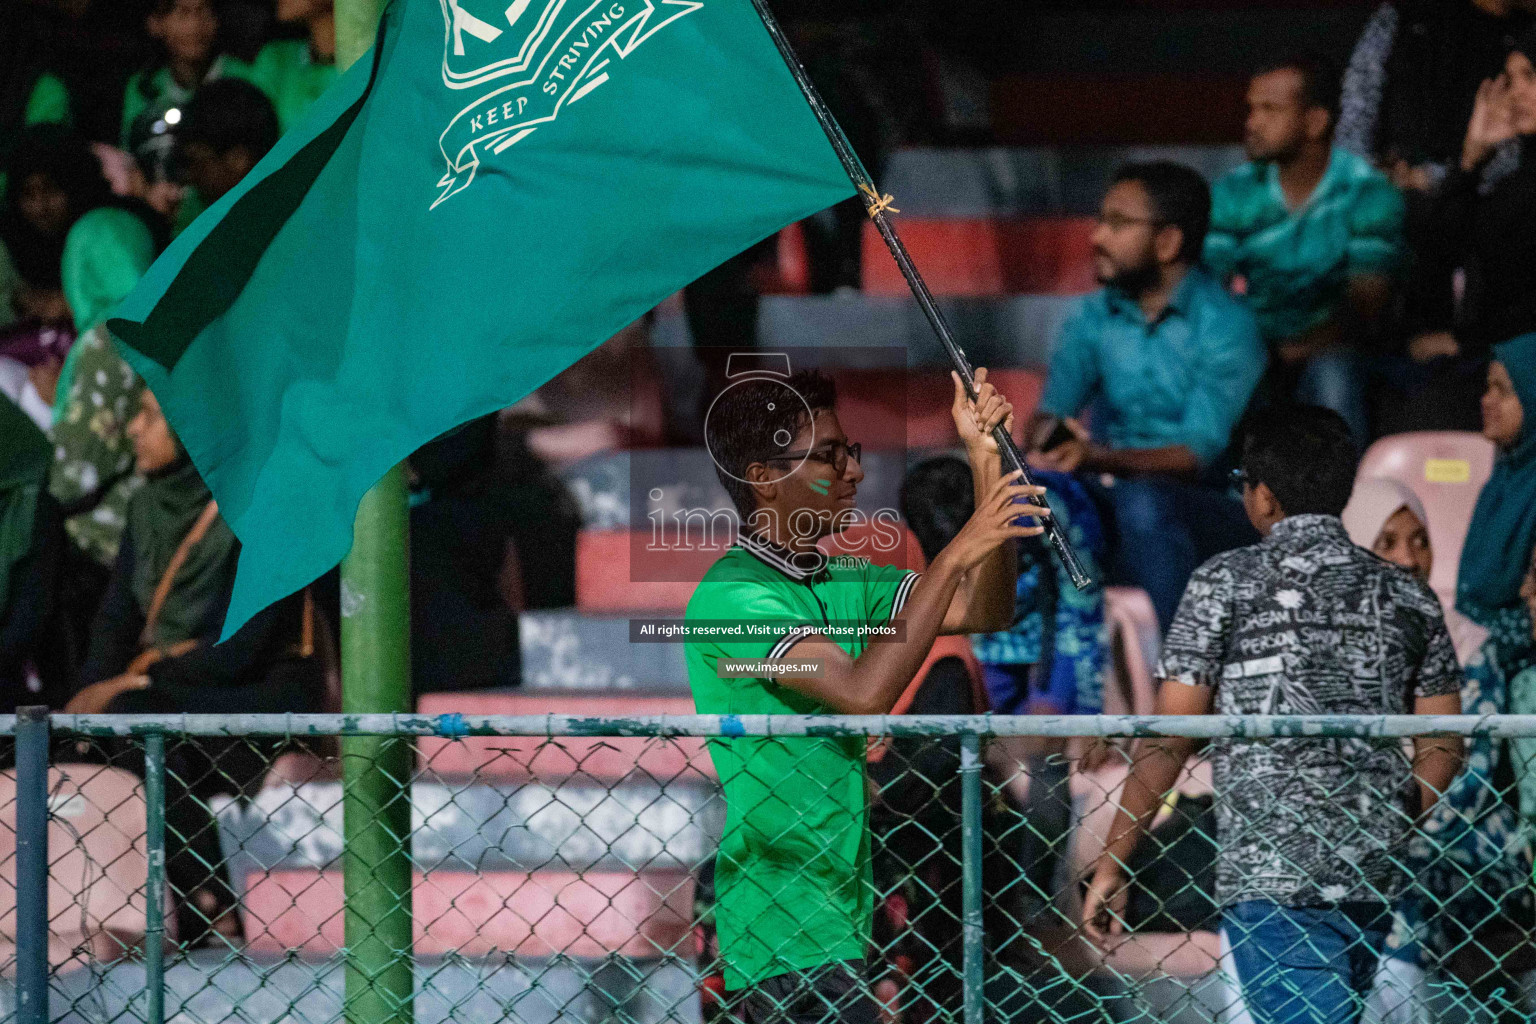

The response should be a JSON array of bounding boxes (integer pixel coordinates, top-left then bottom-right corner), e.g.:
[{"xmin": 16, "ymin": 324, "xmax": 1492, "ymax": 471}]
[{"xmin": 335, "ymin": 6, "xmax": 413, "ymax": 1024}]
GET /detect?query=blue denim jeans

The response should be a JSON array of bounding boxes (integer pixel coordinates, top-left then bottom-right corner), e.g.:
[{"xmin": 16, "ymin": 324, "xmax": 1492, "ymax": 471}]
[
  {"xmin": 1293, "ymin": 348, "xmax": 1369, "ymax": 449},
  {"xmin": 1087, "ymin": 475, "xmax": 1258, "ymax": 632},
  {"xmin": 1225, "ymin": 901, "xmax": 1392, "ymax": 1024}
]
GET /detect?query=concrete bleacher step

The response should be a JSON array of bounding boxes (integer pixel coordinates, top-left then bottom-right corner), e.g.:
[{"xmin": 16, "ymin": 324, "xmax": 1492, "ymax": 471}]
[
  {"xmin": 519, "ymin": 611, "xmax": 691, "ymax": 691},
  {"xmin": 238, "ymin": 869, "xmax": 696, "ymax": 958},
  {"xmin": 651, "ymin": 293, "xmax": 1072, "ymax": 369},
  {"xmin": 222, "ymin": 688, "xmax": 723, "ymax": 958},
  {"xmin": 40, "ymin": 955, "xmax": 704, "ymax": 1024},
  {"xmin": 880, "ymin": 146, "xmax": 1246, "ymax": 218}
]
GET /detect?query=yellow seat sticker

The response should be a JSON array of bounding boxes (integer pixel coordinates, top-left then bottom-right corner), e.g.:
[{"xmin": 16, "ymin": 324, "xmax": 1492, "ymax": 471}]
[{"xmin": 1424, "ymin": 459, "xmax": 1471, "ymax": 484}]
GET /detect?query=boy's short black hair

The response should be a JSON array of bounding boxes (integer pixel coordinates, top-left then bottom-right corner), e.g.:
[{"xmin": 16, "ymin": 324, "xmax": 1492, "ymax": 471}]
[
  {"xmin": 1111, "ymin": 161, "xmax": 1211, "ymax": 264},
  {"xmin": 1240, "ymin": 404, "xmax": 1358, "ymax": 517},
  {"xmin": 177, "ymin": 79, "xmax": 280, "ymax": 161},
  {"xmin": 707, "ymin": 368, "xmax": 837, "ymax": 520},
  {"xmin": 900, "ymin": 456, "xmax": 974, "ymax": 565}
]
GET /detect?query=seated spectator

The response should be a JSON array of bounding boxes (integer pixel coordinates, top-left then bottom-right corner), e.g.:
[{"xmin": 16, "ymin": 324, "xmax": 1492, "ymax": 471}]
[
  {"xmin": 0, "ymin": 394, "xmax": 62, "ymax": 708},
  {"xmin": 67, "ymin": 387, "xmax": 323, "ymax": 944},
  {"xmin": 48, "ymin": 204, "xmax": 160, "ymax": 652},
  {"xmin": 1082, "ymin": 405, "xmax": 1463, "ymax": 1024},
  {"xmin": 1428, "ymin": 33, "xmax": 1536, "ymax": 360},
  {"xmin": 250, "ymin": 0, "xmax": 338, "ymax": 133},
  {"xmin": 0, "ymin": 2, "xmax": 77, "ymax": 171},
  {"xmin": 121, "ymin": 0, "xmax": 257, "ymax": 215},
  {"xmin": 901, "ymin": 453, "xmax": 1109, "ymax": 927},
  {"xmin": 172, "ymin": 78, "xmax": 280, "ymax": 225},
  {"xmin": 1337, "ymin": 1, "xmax": 1528, "ymax": 434},
  {"xmin": 1339, "ymin": 0, "xmax": 1529, "ymax": 194},
  {"xmin": 1343, "ymin": 479, "xmax": 1536, "ymax": 1022},
  {"xmin": 1030, "ymin": 160, "xmax": 1265, "ymax": 632},
  {"xmin": 1207, "ymin": 56, "xmax": 1406, "ymax": 445},
  {"xmin": 1513, "ymin": 545, "xmax": 1536, "ymax": 841},
  {"xmin": 0, "ymin": 126, "xmax": 113, "ymax": 328},
  {"xmin": 1459, "ymin": 333, "xmax": 1536, "ymax": 669}
]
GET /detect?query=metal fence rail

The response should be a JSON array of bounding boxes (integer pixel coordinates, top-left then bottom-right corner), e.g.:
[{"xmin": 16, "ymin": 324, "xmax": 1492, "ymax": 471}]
[{"xmin": 2, "ymin": 713, "xmax": 1534, "ymax": 1024}]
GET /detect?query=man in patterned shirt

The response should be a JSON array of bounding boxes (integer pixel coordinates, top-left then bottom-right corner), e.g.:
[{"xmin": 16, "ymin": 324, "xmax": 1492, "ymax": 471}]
[
  {"xmin": 1082, "ymin": 405, "xmax": 1463, "ymax": 1024},
  {"xmin": 1206, "ymin": 57, "xmax": 1406, "ymax": 445}
]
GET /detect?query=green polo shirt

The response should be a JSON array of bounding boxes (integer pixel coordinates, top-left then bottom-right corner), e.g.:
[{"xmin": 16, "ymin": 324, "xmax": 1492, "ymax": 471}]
[
  {"xmin": 685, "ymin": 533, "xmax": 920, "ymax": 989},
  {"xmin": 1203, "ymin": 146, "xmax": 1405, "ymax": 343}
]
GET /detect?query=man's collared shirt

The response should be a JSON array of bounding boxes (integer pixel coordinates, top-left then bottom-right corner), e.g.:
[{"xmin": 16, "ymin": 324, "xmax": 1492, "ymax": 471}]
[
  {"xmin": 1204, "ymin": 145, "xmax": 1406, "ymax": 343},
  {"xmin": 685, "ymin": 531, "xmax": 919, "ymax": 989},
  {"xmin": 1157, "ymin": 514, "xmax": 1462, "ymax": 907},
  {"xmin": 1038, "ymin": 266, "xmax": 1265, "ymax": 468}
]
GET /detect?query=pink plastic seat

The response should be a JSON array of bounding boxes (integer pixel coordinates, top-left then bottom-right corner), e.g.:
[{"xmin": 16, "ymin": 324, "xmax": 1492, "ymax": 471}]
[
  {"xmin": 1103, "ymin": 586, "xmax": 1160, "ymax": 716},
  {"xmin": 1356, "ymin": 432, "xmax": 1494, "ymax": 607}
]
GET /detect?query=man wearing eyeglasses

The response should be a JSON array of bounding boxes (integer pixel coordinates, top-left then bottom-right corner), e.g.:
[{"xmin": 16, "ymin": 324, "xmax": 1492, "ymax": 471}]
[
  {"xmin": 1029, "ymin": 160, "xmax": 1267, "ymax": 634},
  {"xmin": 686, "ymin": 366, "xmax": 1046, "ymax": 1024}
]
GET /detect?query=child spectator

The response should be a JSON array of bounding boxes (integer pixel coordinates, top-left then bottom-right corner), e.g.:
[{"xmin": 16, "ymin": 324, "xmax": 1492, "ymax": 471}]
[
  {"xmin": 250, "ymin": 0, "xmax": 338, "ymax": 133},
  {"xmin": 121, "ymin": 0, "xmax": 256, "ymax": 199}
]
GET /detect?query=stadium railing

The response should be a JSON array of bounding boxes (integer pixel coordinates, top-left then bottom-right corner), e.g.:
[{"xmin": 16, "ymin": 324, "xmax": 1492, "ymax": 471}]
[{"xmin": 3, "ymin": 712, "xmax": 1535, "ymax": 1024}]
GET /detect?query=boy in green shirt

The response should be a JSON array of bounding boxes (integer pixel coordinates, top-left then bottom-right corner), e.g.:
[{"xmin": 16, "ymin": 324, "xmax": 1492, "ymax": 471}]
[{"xmin": 686, "ymin": 365, "xmax": 1045, "ymax": 1023}]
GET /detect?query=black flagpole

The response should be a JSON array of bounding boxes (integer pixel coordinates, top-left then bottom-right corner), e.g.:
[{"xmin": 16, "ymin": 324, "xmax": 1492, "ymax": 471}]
[{"xmin": 746, "ymin": 0, "xmax": 1094, "ymax": 590}]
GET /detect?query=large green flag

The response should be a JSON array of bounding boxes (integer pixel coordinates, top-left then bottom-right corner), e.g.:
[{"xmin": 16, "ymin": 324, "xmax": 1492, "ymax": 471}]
[{"xmin": 109, "ymin": 0, "xmax": 853, "ymax": 636}]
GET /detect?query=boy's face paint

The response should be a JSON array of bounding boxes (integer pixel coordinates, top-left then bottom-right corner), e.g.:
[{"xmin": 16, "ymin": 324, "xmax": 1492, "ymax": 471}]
[{"xmin": 808, "ymin": 478, "xmax": 831, "ymax": 495}]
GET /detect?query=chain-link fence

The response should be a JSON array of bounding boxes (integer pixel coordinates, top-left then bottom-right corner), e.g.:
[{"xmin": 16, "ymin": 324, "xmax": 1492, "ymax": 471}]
[{"xmin": 2, "ymin": 713, "xmax": 1535, "ymax": 1024}]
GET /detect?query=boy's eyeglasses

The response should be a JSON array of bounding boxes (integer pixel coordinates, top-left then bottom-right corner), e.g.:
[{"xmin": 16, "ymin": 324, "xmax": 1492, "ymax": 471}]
[{"xmin": 768, "ymin": 440, "xmax": 863, "ymax": 474}]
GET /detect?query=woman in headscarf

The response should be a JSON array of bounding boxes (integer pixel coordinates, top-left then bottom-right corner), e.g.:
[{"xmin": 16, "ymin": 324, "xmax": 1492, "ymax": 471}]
[
  {"xmin": 0, "ymin": 394, "xmax": 62, "ymax": 706},
  {"xmin": 45, "ymin": 204, "xmax": 159, "ymax": 656},
  {"xmin": 1342, "ymin": 476, "xmax": 1536, "ymax": 1022},
  {"xmin": 68, "ymin": 387, "xmax": 324, "ymax": 944}
]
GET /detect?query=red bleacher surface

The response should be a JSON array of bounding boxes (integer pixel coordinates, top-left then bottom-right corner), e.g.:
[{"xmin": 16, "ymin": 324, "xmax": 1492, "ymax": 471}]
[
  {"xmin": 861, "ymin": 218, "xmax": 1096, "ymax": 296},
  {"xmin": 0, "ymin": 765, "xmax": 148, "ymax": 966},
  {"xmin": 831, "ymin": 367, "xmax": 1043, "ymax": 450},
  {"xmin": 1356, "ymin": 431, "xmax": 1495, "ymax": 608},
  {"xmin": 578, "ymin": 523, "xmax": 925, "ymax": 614},
  {"xmin": 416, "ymin": 692, "xmax": 709, "ymax": 781},
  {"xmin": 577, "ymin": 530, "xmax": 718, "ymax": 612},
  {"xmin": 244, "ymin": 868, "xmax": 692, "ymax": 958},
  {"xmin": 991, "ymin": 75, "xmax": 1249, "ymax": 145}
]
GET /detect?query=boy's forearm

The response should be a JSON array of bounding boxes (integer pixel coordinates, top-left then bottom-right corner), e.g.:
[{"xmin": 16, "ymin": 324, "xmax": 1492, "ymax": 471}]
[
  {"xmin": 1413, "ymin": 735, "xmax": 1464, "ymax": 816},
  {"xmin": 958, "ymin": 443, "xmax": 1016, "ymax": 631},
  {"xmin": 842, "ymin": 555, "xmax": 968, "ymax": 715},
  {"xmin": 1097, "ymin": 736, "xmax": 1192, "ymax": 870}
]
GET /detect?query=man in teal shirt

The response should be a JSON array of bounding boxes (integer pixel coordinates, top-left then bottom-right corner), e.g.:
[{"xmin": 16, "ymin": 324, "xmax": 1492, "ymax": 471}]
[
  {"xmin": 686, "ymin": 366, "xmax": 1045, "ymax": 1023},
  {"xmin": 1205, "ymin": 56, "xmax": 1406, "ymax": 443},
  {"xmin": 1031, "ymin": 161, "xmax": 1266, "ymax": 632}
]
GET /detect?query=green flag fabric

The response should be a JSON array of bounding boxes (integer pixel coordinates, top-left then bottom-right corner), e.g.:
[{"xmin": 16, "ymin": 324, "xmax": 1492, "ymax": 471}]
[{"xmin": 109, "ymin": 0, "xmax": 853, "ymax": 636}]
